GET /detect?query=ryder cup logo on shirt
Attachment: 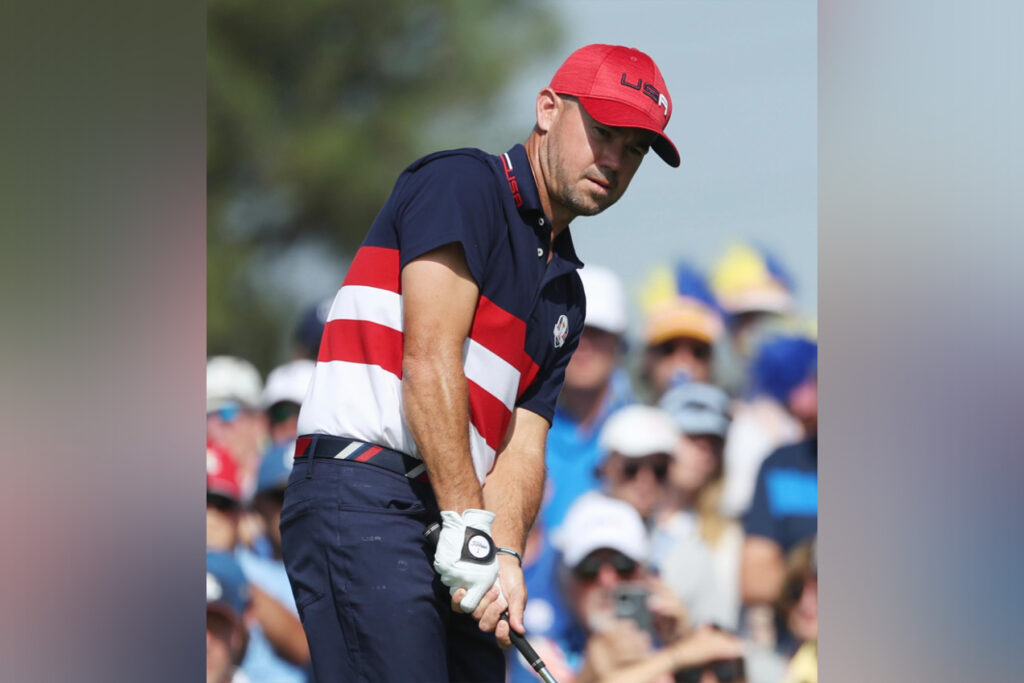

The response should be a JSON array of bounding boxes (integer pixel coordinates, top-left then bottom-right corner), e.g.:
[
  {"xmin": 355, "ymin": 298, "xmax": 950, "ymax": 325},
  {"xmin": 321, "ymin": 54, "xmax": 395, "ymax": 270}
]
[{"xmin": 553, "ymin": 314, "xmax": 569, "ymax": 349}]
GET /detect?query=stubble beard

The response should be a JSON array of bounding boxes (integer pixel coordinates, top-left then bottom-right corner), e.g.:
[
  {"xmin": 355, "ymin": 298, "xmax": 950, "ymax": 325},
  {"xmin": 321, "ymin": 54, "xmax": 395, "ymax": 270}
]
[{"xmin": 556, "ymin": 174, "xmax": 617, "ymax": 218}]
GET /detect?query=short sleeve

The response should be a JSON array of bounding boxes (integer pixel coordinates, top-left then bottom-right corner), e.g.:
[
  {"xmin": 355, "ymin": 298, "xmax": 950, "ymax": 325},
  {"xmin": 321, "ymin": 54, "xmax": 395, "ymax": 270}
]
[
  {"xmin": 395, "ymin": 155, "xmax": 501, "ymax": 288},
  {"xmin": 517, "ymin": 280, "xmax": 586, "ymax": 423},
  {"xmin": 743, "ymin": 457, "xmax": 781, "ymax": 544}
]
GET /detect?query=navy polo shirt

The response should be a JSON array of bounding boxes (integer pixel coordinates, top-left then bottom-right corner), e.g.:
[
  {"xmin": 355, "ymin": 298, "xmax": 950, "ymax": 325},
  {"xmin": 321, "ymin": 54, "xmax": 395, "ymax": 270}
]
[
  {"xmin": 299, "ymin": 143, "xmax": 586, "ymax": 480},
  {"xmin": 743, "ymin": 438, "xmax": 818, "ymax": 553}
]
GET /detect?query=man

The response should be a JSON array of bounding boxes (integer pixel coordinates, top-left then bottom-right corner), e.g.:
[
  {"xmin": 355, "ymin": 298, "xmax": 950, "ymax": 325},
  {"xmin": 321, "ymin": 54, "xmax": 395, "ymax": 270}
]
[
  {"xmin": 720, "ymin": 332, "xmax": 813, "ymax": 518},
  {"xmin": 641, "ymin": 292, "xmax": 724, "ymax": 402},
  {"xmin": 261, "ymin": 359, "xmax": 314, "ymax": 445},
  {"xmin": 541, "ymin": 263, "xmax": 634, "ymax": 532},
  {"xmin": 596, "ymin": 404, "xmax": 679, "ymax": 522},
  {"xmin": 207, "ymin": 355, "xmax": 268, "ymax": 496},
  {"xmin": 282, "ymin": 43, "xmax": 681, "ymax": 682},
  {"xmin": 207, "ymin": 550, "xmax": 251, "ymax": 683},
  {"xmin": 741, "ymin": 336, "xmax": 817, "ymax": 607}
]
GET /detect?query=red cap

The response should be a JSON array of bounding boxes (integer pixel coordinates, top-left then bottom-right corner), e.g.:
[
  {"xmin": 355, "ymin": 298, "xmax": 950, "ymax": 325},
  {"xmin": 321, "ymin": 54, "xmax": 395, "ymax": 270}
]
[
  {"xmin": 550, "ymin": 44, "xmax": 679, "ymax": 168},
  {"xmin": 206, "ymin": 441, "xmax": 242, "ymax": 502}
]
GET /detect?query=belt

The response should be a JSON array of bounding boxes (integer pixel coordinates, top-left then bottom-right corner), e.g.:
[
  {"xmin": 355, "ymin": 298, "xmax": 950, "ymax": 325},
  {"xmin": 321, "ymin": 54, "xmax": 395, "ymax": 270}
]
[{"xmin": 294, "ymin": 435, "xmax": 429, "ymax": 484}]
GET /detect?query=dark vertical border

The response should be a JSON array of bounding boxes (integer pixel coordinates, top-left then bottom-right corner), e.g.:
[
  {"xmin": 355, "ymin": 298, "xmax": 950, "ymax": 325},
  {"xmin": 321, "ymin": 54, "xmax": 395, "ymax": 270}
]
[
  {"xmin": 820, "ymin": 0, "xmax": 1024, "ymax": 679},
  {"xmin": 0, "ymin": 0, "xmax": 206, "ymax": 680}
]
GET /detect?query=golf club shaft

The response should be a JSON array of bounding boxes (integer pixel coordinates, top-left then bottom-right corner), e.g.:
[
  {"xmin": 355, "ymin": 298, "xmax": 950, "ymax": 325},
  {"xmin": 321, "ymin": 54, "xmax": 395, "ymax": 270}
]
[{"xmin": 423, "ymin": 522, "xmax": 559, "ymax": 683}]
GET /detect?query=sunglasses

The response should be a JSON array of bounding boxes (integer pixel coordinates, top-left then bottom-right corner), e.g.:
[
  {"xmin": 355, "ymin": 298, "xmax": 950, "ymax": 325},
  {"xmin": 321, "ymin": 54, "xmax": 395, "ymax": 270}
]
[
  {"xmin": 209, "ymin": 401, "xmax": 243, "ymax": 423},
  {"xmin": 652, "ymin": 338, "xmax": 712, "ymax": 362},
  {"xmin": 573, "ymin": 551, "xmax": 638, "ymax": 581},
  {"xmin": 674, "ymin": 657, "xmax": 746, "ymax": 683},
  {"xmin": 207, "ymin": 492, "xmax": 240, "ymax": 513},
  {"xmin": 621, "ymin": 456, "xmax": 670, "ymax": 482}
]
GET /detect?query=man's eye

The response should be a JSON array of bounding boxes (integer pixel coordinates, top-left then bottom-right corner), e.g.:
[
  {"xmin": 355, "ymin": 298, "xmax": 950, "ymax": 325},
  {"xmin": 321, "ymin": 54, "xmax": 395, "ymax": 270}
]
[
  {"xmin": 630, "ymin": 145, "xmax": 650, "ymax": 156},
  {"xmin": 594, "ymin": 126, "xmax": 611, "ymax": 139}
]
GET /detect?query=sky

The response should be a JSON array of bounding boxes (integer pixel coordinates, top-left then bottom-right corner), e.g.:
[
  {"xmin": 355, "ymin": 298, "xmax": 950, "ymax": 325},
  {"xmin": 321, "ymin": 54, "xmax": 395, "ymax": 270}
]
[{"xmin": 482, "ymin": 0, "xmax": 818, "ymax": 323}]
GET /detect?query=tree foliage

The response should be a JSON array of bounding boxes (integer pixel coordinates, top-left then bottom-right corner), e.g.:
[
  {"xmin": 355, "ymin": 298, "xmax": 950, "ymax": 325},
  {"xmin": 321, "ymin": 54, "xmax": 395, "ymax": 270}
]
[{"xmin": 208, "ymin": 0, "xmax": 561, "ymax": 370}]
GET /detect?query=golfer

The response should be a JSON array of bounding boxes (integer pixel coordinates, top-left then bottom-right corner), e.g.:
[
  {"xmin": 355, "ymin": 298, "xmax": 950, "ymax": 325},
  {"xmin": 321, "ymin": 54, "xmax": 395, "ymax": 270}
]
[{"xmin": 280, "ymin": 43, "xmax": 680, "ymax": 682}]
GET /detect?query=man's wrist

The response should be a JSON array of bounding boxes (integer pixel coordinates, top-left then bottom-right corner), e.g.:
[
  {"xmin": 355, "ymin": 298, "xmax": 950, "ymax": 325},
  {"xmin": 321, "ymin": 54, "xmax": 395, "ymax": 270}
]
[{"xmin": 496, "ymin": 547, "xmax": 523, "ymax": 566}]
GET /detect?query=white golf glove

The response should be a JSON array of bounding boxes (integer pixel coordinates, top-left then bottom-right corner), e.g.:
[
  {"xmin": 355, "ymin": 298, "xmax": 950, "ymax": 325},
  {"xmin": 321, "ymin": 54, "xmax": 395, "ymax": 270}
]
[{"xmin": 432, "ymin": 508, "xmax": 500, "ymax": 612}]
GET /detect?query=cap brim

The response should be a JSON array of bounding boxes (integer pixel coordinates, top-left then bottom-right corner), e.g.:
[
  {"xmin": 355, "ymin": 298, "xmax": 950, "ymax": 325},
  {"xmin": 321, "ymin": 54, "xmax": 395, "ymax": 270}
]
[
  {"xmin": 676, "ymin": 414, "xmax": 730, "ymax": 438},
  {"xmin": 577, "ymin": 96, "xmax": 680, "ymax": 168}
]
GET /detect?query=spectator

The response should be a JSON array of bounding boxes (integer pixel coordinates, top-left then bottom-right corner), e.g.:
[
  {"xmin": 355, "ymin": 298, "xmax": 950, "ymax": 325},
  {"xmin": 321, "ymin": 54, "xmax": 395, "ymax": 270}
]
[
  {"xmin": 653, "ymin": 381, "xmax": 744, "ymax": 631},
  {"xmin": 207, "ymin": 441, "xmax": 244, "ymax": 552},
  {"xmin": 236, "ymin": 439, "xmax": 311, "ymax": 682},
  {"xmin": 709, "ymin": 242, "xmax": 795, "ymax": 361},
  {"xmin": 261, "ymin": 359, "xmax": 315, "ymax": 445},
  {"xmin": 207, "ymin": 550, "xmax": 251, "ymax": 683},
  {"xmin": 779, "ymin": 539, "xmax": 817, "ymax": 683},
  {"xmin": 207, "ymin": 442, "xmax": 312, "ymax": 679},
  {"xmin": 741, "ymin": 338, "xmax": 817, "ymax": 607},
  {"xmin": 293, "ymin": 297, "xmax": 331, "ymax": 361},
  {"xmin": 638, "ymin": 273, "xmax": 724, "ymax": 400},
  {"xmin": 596, "ymin": 405, "xmax": 679, "ymax": 522},
  {"xmin": 720, "ymin": 335, "xmax": 815, "ymax": 518},
  {"xmin": 208, "ymin": 355, "xmax": 269, "ymax": 495},
  {"xmin": 542, "ymin": 264, "xmax": 634, "ymax": 531},
  {"xmin": 510, "ymin": 493, "xmax": 744, "ymax": 683}
]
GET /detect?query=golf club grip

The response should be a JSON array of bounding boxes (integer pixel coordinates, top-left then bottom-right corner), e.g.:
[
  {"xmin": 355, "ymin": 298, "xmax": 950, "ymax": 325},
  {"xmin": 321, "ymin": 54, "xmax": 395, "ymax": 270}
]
[{"xmin": 423, "ymin": 523, "xmax": 549, "ymax": 674}]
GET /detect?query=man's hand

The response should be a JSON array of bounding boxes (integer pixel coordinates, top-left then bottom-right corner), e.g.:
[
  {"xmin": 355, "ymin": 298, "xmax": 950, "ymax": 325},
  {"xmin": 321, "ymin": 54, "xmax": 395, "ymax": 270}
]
[
  {"xmin": 453, "ymin": 553, "xmax": 525, "ymax": 648},
  {"xmin": 666, "ymin": 625, "xmax": 745, "ymax": 672},
  {"xmin": 645, "ymin": 575, "xmax": 690, "ymax": 644},
  {"xmin": 576, "ymin": 619, "xmax": 653, "ymax": 683},
  {"xmin": 433, "ymin": 509, "xmax": 499, "ymax": 612}
]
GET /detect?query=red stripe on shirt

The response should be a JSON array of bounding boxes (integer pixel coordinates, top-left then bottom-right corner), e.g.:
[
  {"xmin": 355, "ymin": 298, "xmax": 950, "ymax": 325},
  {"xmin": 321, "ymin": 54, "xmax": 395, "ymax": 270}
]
[
  {"xmin": 342, "ymin": 246, "xmax": 401, "ymax": 293},
  {"xmin": 468, "ymin": 379, "xmax": 512, "ymax": 452},
  {"xmin": 469, "ymin": 295, "xmax": 527, "ymax": 368},
  {"xmin": 318, "ymin": 319, "xmax": 404, "ymax": 378},
  {"xmin": 516, "ymin": 356, "xmax": 541, "ymax": 400}
]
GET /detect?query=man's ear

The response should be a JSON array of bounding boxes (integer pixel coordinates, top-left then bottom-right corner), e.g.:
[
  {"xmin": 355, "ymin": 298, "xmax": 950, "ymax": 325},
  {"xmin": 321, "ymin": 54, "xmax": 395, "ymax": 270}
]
[{"xmin": 536, "ymin": 87, "xmax": 560, "ymax": 133}]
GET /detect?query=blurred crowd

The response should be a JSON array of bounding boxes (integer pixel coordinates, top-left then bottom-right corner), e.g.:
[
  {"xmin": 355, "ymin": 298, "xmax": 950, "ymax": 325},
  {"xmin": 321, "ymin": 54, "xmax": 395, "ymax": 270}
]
[{"xmin": 206, "ymin": 242, "xmax": 817, "ymax": 683}]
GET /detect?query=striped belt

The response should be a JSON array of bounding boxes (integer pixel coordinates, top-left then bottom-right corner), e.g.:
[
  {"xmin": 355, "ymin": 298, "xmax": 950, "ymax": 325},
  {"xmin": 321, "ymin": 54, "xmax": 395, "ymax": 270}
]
[{"xmin": 294, "ymin": 435, "xmax": 429, "ymax": 484}]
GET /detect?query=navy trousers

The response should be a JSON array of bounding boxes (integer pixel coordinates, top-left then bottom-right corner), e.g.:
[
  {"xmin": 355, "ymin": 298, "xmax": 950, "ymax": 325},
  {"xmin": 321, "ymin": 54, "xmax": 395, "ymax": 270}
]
[{"xmin": 280, "ymin": 455, "xmax": 504, "ymax": 682}]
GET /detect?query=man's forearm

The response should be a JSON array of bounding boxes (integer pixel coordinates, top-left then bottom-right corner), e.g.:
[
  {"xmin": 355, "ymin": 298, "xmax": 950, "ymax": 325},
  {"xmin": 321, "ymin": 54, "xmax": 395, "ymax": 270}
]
[
  {"xmin": 482, "ymin": 419, "xmax": 546, "ymax": 552},
  {"xmin": 403, "ymin": 355, "xmax": 483, "ymax": 513}
]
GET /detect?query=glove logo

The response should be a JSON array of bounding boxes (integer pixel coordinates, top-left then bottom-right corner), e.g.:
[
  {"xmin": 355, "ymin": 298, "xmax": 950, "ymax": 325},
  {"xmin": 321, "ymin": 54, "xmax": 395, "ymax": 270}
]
[
  {"xmin": 467, "ymin": 535, "xmax": 491, "ymax": 559},
  {"xmin": 460, "ymin": 528, "xmax": 496, "ymax": 564}
]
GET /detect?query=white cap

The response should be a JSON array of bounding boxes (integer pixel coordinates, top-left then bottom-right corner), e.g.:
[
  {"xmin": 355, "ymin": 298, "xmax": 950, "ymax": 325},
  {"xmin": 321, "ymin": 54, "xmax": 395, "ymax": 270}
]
[
  {"xmin": 598, "ymin": 405, "xmax": 679, "ymax": 458},
  {"xmin": 262, "ymin": 359, "xmax": 315, "ymax": 409},
  {"xmin": 579, "ymin": 265, "xmax": 628, "ymax": 335},
  {"xmin": 554, "ymin": 493, "xmax": 649, "ymax": 567},
  {"xmin": 207, "ymin": 356, "xmax": 263, "ymax": 412}
]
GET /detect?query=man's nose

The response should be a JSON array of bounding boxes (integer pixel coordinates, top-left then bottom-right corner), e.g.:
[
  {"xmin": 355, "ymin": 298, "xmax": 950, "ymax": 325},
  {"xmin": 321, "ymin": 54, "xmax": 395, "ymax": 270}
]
[
  {"xmin": 596, "ymin": 563, "xmax": 620, "ymax": 589},
  {"xmin": 597, "ymin": 140, "xmax": 624, "ymax": 173}
]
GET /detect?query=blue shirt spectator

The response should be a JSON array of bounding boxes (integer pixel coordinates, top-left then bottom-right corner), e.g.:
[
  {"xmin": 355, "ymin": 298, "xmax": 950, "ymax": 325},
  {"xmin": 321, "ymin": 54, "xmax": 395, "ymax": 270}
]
[{"xmin": 744, "ymin": 437, "xmax": 817, "ymax": 554}]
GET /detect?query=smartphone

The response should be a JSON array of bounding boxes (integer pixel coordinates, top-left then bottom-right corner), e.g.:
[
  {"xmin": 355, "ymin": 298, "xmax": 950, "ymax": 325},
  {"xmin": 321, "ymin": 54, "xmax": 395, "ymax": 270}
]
[{"xmin": 612, "ymin": 583, "xmax": 653, "ymax": 634}]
